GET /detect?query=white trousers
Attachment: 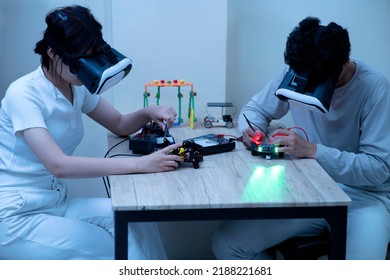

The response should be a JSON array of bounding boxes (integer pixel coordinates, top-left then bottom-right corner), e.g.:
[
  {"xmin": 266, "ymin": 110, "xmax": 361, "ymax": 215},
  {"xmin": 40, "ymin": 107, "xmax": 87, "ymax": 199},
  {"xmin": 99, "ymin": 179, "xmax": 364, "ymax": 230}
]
[
  {"xmin": 0, "ymin": 179, "xmax": 166, "ymax": 260},
  {"xmin": 212, "ymin": 184, "xmax": 390, "ymax": 260}
]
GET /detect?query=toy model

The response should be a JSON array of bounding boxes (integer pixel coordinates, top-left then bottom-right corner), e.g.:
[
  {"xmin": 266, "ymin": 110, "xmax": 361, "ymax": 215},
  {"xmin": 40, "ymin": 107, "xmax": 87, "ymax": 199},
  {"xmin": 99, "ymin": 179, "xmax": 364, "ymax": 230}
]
[
  {"xmin": 203, "ymin": 102, "xmax": 234, "ymax": 129},
  {"xmin": 168, "ymin": 139, "xmax": 204, "ymax": 169},
  {"xmin": 143, "ymin": 79, "xmax": 197, "ymax": 128},
  {"xmin": 204, "ymin": 114, "xmax": 234, "ymax": 129}
]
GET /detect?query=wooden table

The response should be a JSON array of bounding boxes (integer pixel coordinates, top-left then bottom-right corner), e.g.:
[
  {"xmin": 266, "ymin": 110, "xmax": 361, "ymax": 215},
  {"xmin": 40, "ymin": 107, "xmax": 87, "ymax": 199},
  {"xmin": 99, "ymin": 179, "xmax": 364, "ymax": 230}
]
[{"xmin": 108, "ymin": 124, "xmax": 351, "ymax": 260}]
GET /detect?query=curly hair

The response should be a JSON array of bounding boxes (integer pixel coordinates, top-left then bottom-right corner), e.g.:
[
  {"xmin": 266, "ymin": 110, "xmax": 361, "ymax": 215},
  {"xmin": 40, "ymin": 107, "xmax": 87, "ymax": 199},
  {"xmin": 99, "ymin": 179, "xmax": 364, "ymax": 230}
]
[
  {"xmin": 34, "ymin": 5, "xmax": 103, "ymax": 71},
  {"xmin": 284, "ymin": 17, "xmax": 351, "ymax": 87}
]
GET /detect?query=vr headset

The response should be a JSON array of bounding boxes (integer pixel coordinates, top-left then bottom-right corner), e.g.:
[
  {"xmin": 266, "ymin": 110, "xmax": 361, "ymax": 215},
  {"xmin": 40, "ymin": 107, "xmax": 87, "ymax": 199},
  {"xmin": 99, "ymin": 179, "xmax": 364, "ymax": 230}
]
[
  {"xmin": 275, "ymin": 68, "xmax": 335, "ymax": 114},
  {"xmin": 67, "ymin": 46, "xmax": 132, "ymax": 95},
  {"xmin": 47, "ymin": 11, "xmax": 132, "ymax": 95},
  {"xmin": 275, "ymin": 24, "xmax": 344, "ymax": 114}
]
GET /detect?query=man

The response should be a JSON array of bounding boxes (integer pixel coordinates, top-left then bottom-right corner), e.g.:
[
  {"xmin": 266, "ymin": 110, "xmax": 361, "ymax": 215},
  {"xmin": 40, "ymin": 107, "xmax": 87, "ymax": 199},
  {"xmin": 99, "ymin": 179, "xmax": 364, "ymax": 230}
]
[{"xmin": 212, "ymin": 17, "xmax": 390, "ymax": 260}]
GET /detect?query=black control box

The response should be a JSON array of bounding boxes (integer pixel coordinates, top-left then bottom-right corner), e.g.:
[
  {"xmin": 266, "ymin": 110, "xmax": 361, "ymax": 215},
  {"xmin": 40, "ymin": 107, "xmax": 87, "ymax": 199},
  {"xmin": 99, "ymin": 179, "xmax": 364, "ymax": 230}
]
[
  {"xmin": 129, "ymin": 122, "xmax": 175, "ymax": 154},
  {"xmin": 185, "ymin": 133, "xmax": 236, "ymax": 155}
]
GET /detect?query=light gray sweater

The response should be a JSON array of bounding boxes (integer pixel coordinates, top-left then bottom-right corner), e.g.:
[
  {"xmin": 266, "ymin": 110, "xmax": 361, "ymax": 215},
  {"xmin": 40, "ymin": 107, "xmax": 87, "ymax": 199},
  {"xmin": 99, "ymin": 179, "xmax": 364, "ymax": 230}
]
[{"xmin": 238, "ymin": 60, "xmax": 390, "ymax": 191}]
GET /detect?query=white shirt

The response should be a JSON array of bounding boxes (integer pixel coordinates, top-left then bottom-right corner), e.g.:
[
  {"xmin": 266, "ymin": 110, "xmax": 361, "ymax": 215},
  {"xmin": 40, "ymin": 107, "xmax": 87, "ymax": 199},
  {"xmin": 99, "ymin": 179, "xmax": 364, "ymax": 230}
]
[{"xmin": 0, "ymin": 66, "xmax": 100, "ymax": 188}]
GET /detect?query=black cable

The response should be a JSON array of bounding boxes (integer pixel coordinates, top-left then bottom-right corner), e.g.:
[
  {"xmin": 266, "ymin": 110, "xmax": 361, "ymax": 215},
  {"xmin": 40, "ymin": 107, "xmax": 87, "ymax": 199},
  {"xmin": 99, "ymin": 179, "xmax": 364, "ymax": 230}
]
[
  {"xmin": 102, "ymin": 137, "xmax": 131, "ymax": 198},
  {"xmin": 242, "ymin": 114, "xmax": 270, "ymax": 141},
  {"xmin": 102, "ymin": 176, "xmax": 111, "ymax": 198},
  {"xmin": 109, "ymin": 153, "xmax": 141, "ymax": 158},
  {"xmin": 104, "ymin": 138, "xmax": 129, "ymax": 158},
  {"xmin": 288, "ymin": 126, "xmax": 310, "ymax": 141}
]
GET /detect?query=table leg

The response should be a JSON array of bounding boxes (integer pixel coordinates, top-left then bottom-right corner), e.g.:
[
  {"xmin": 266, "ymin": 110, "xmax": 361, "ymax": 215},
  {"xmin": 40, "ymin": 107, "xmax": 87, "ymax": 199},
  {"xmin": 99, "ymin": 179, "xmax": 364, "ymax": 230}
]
[
  {"xmin": 327, "ymin": 206, "xmax": 348, "ymax": 260},
  {"xmin": 114, "ymin": 211, "xmax": 128, "ymax": 260}
]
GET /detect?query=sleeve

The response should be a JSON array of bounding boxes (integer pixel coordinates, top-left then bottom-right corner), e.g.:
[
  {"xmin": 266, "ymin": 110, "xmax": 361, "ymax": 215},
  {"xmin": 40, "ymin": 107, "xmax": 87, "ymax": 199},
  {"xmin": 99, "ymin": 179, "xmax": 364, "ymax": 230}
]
[
  {"xmin": 80, "ymin": 87, "xmax": 101, "ymax": 114},
  {"xmin": 2, "ymin": 82, "xmax": 48, "ymax": 136},
  {"xmin": 316, "ymin": 79, "xmax": 390, "ymax": 188},
  {"xmin": 238, "ymin": 66, "xmax": 290, "ymax": 133}
]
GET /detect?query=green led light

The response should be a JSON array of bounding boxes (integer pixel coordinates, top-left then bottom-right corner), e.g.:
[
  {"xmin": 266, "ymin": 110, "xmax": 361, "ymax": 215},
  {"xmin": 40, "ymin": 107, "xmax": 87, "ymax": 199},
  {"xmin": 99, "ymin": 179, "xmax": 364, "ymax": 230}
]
[{"xmin": 242, "ymin": 164, "xmax": 286, "ymax": 202}]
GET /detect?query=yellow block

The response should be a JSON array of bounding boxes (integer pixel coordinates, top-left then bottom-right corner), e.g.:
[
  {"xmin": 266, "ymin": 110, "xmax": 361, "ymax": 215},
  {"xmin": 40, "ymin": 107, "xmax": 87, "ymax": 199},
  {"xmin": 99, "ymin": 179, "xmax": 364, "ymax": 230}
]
[{"xmin": 189, "ymin": 108, "xmax": 195, "ymax": 129}]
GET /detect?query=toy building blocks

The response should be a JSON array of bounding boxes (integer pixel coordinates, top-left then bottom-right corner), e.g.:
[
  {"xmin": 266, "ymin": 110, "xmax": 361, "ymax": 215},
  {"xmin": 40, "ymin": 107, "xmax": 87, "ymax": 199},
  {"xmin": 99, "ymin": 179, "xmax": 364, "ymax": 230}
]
[{"xmin": 143, "ymin": 79, "xmax": 197, "ymax": 128}]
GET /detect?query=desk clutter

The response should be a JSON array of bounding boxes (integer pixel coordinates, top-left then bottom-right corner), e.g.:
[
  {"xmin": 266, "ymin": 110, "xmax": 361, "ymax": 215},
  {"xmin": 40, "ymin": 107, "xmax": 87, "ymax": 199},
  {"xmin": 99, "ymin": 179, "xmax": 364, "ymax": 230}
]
[
  {"xmin": 128, "ymin": 121, "xmax": 236, "ymax": 169},
  {"xmin": 128, "ymin": 121, "xmax": 175, "ymax": 154},
  {"xmin": 109, "ymin": 124, "xmax": 351, "ymax": 260}
]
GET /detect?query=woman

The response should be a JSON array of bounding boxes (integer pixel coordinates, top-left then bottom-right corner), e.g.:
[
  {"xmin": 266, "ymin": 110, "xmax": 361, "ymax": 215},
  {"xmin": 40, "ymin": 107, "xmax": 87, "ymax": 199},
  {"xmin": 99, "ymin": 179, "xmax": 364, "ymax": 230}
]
[{"xmin": 0, "ymin": 5, "xmax": 183, "ymax": 259}]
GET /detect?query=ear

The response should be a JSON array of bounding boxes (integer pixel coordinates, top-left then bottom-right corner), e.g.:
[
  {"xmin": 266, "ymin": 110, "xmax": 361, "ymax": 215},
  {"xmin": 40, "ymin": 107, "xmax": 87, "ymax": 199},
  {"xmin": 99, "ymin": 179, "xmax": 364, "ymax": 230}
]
[
  {"xmin": 342, "ymin": 59, "xmax": 350, "ymax": 68},
  {"xmin": 47, "ymin": 47, "xmax": 56, "ymax": 60},
  {"xmin": 340, "ymin": 60, "xmax": 350, "ymax": 76}
]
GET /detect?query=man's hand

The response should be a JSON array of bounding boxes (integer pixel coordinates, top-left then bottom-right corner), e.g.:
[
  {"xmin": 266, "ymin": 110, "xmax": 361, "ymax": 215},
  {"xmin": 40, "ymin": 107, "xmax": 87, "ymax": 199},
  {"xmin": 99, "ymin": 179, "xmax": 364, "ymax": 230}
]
[
  {"xmin": 270, "ymin": 128, "xmax": 317, "ymax": 159},
  {"xmin": 242, "ymin": 127, "xmax": 264, "ymax": 147}
]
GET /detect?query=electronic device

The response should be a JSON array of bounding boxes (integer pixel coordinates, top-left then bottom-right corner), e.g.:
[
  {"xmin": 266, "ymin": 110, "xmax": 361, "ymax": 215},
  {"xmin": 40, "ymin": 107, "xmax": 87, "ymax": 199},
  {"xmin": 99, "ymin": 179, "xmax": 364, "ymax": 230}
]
[
  {"xmin": 48, "ymin": 10, "xmax": 132, "ymax": 95},
  {"xmin": 275, "ymin": 23, "xmax": 342, "ymax": 114},
  {"xmin": 185, "ymin": 134, "xmax": 236, "ymax": 155},
  {"xmin": 275, "ymin": 68, "xmax": 335, "ymax": 114},
  {"xmin": 249, "ymin": 131, "xmax": 285, "ymax": 160},
  {"xmin": 129, "ymin": 122, "xmax": 175, "ymax": 154},
  {"xmin": 251, "ymin": 143, "xmax": 284, "ymax": 160},
  {"xmin": 167, "ymin": 140, "xmax": 204, "ymax": 169},
  {"xmin": 72, "ymin": 48, "xmax": 132, "ymax": 95}
]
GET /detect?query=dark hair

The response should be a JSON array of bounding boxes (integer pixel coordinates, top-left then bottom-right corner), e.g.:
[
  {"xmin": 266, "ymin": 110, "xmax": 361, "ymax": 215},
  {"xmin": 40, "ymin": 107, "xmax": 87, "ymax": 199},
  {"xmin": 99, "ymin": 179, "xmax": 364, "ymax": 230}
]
[
  {"xmin": 284, "ymin": 17, "xmax": 351, "ymax": 86},
  {"xmin": 34, "ymin": 5, "xmax": 103, "ymax": 71}
]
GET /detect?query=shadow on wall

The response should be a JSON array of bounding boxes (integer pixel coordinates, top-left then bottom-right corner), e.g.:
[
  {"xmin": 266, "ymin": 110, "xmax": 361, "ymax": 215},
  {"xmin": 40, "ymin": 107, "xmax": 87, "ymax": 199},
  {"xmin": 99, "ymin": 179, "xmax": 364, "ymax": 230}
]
[{"xmin": 0, "ymin": 1, "xmax": 48, "ymax": 101}]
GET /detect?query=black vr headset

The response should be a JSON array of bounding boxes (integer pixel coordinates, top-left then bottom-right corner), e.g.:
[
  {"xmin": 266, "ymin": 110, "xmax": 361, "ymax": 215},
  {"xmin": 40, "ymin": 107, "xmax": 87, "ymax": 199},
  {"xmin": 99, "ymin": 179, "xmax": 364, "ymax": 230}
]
[
  {"xmin": 47, "ymin": 11, "xmax": 132, "ymax": 95},
  {"xmin": 275, "ymin": 68, "xmax": 335, "ymax": 114},
  {"xmin": 65, "ymin": 45, "xmax": 132, "ymax": 95},
  {"xmin": 275, "ymin": 25, "xmax": 343, "ymax": 114}
]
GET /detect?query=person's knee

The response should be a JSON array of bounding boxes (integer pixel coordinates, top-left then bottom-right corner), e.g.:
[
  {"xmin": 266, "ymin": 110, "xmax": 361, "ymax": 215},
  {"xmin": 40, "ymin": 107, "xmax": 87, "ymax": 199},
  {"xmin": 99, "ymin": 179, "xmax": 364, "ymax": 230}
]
[
  {"xmin": 211, "ymin": 231, "xmax": 230, "ymax": 259},
  {"xmin": 211, "ymin": 230, "xmax": 243, "ymax": 259}
]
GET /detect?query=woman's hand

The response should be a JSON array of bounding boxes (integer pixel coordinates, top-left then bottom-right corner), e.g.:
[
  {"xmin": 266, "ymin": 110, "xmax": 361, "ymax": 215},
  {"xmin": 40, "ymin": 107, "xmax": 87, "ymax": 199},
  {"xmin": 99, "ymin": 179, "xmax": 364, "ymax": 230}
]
[
  {"xmin": 137, "ymin": 143, "xmax": 185, "ymax": 173},
  {"xmin": 145, "ymin": 105, "xmax": 177, "ymax": 129}
]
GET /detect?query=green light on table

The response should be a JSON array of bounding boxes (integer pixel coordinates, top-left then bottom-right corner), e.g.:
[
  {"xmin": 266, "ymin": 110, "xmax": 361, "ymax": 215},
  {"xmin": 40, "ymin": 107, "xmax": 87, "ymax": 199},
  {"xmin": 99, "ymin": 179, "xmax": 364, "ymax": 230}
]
[{"xmin": 243, "ymin": 165, "xmax": 286, "ymax": 202}]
